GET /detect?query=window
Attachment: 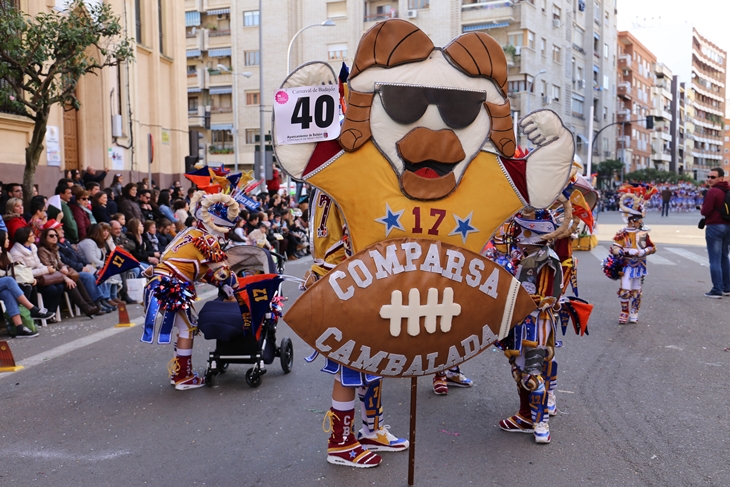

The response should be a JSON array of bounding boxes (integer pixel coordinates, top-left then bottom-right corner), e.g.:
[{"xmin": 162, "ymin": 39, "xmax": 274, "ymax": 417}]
[
  {"xmin": 245, "ymin": 51, "xmax": 260, "ymax": 66},
  {"xmin": 604, "ymin": 10, "xmax": 609, "ymax": 25},
  {"xmin": 603, "ymin": 74, "xmax": 609, "ymax": 90},
  {"xmin": 574, "ymin": 26, "xmax": 584, "ymax": 46},
  {"xmin": 552, "ymin": 85, "xmax": 560, "ymax": 102},
  {"xmin": 507, "ymin": 32, "xmax": 524, "ymax": 47},
  {"xmin": 527, "ymin": 31, "xmax": 535, "ymax": 50},
  {"xmin": 245, "ymin": 129, "xmax": 260, "ymax": 144},
  {"xmin": 327, "ymin": 1, "xmax": 346, "ymax": 18},
  {"xmin": 135, "ymin": 0, "xmax": 143, "ymax": 44},
  {"xmin": 188, "ymin": 97, "xmax": 198, "ymax": 112},
  {"xmin": 603, "ymin": 106, "xmax": 608, "ymax": 120},
  {"xmin": 604, "ymin": 43, "xmax": 609, "ymax": 58},
  {"xmin": 552, "ymin": 45, "xmax": 561, "ymax": 63},
  {"xmin": 540, "ymin": 80, "xmax": 547, "ymax": 98},
  {"xmin": 541, "ymin": 0, "xmax": 546, "ymax": 13},
  {"xmin": 246, "ymin": 92, "xmax": 260, "ymax": 105},
  {"xmin": 571, "ymin": 95, "xmax": 584, "ymax": 115},
  {"xmin": 408, "ymin": 0, "xmax": 430, "ymax": 8},
  {"xmin": 158, "ymin": 0, "xmax": 165, "ymax": 54},
  {"xmin": 594, "ymin": 2, "xmax": 600, "ymax": 22},
  {"xmin": 211, "ymin": 130, "xmax": 233, "ymax": 150},
  {"xmin": 243, "ymin": 10, "xmax": 259, "ymax": 26},
  {"xmin": 552, "ymin": 4, "xmax": 561, "ymax": 21},
  {"xmin": 508, "ymin": 80, "xmax": 526, "ymax": 93},
  {"xmin": 187, "ymin": 65, "xmax": 197, "ymax": 76},
  {"xmin": 577, "ymin": 66, "xmax": 583, "ymax": 85},
  {"xmin": 328, "ymin": 43, "xmax": 348, "ymax": 61},
  {"xmin": 540, "ymin": 38, "xmax": 546, "ymax": 56}
]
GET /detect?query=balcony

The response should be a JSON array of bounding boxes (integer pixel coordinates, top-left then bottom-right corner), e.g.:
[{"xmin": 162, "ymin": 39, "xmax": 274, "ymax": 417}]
[
  {"xmin": 186, "ymin": 30, "xmax": 203, "ymax": 51},
  {"xmin": 617, "ymin": 108, "xmax": 630, "ymax": 122},
  {"xmin": 185, "ymin": 0, "xmax": 202, "ymax": 11},
  {"xmin": 462, "ymin": 1, "xmax": 517, "ymax": 24},
  {"xmin": 188, "ymin": 105, "xmax": 205, "ymax": 128},
  {"xmin": 618, "ymin": 54, "xmax": 633, "ymax": 70},
  {"xmin": 206, "ymin": 30, "xmax": 231, "ymax": 50},
  {"xmin": 363, "ymin": 2, "xmax": 398, "ymax": 26},
  {"xmin": 617, "ymin": 82, "xmax": 632, "ymax": 99},
  {"xmin": 204, "ymin": 0, "xmax": 231, "ymax": 10},
  {"xmin": 207, "ymin": 72, "xmax": 232, "ymax": 86},
  {"xmin": 187, "ymin": 71, "xmax": 204, "ymax": 91}
]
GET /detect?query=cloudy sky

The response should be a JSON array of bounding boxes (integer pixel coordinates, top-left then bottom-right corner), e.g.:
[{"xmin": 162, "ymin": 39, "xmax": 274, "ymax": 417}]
[{"xmin": 616, "ymin": 0, "xmax": 729, "ymax": 52}]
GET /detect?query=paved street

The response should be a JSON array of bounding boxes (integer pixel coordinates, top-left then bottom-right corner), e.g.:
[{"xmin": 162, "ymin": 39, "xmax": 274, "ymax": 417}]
[{"xmin": 1, "ymin": 210, "xmax": 728, "ymax": 487}]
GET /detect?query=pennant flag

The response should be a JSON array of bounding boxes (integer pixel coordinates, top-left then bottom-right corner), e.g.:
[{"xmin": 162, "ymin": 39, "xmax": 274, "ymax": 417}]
[
  {"xmin": 570, "ymin": 189, "xmax": 595, "ymax": 232},
  {"xmin": 234, "ymin": 274, "xmax": 283, "ymax": 338},
  {"xmin": 96, "ymin": 247, "xmax": 141, "ymax": 284},
  {"xmin": 212, "ymin": 166, "xmax": 230, "ymax": 176},
  {"xmin": 184, "ymin": 165, "xmax": 214, "ymax": 189},
  {"xmin": 226, "ymin": 172, "xmax": 243, "ymax": 190},
  {"xmin": 235, "ymin": 192, "xmax": 261, "ymax": 212},
  {"xmin": 338, "ymin": 62, "xmax": 350, "ymax": 116}
]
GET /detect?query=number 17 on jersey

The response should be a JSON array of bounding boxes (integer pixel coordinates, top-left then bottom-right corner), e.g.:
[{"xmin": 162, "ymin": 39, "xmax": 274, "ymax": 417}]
[{"xmin": 274, "ymin": 85, "xmax": 341, "ymax": 145}]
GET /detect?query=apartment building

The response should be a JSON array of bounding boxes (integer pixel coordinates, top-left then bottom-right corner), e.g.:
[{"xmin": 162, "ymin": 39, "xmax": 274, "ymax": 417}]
[
  {"xmin": 724, "ymin": 117, "xmax": 730, "ymax": 168},
  {"xmin": 648, "ymin": 63, "xmax": 673, "ymax": 172},
  {"xmin": 0, "ymin": 0, "xmax": 188, "ymax": 190},
  {"xmin": 615, "ymin": 31, "xmax": 655, "ymax": 173},
  {"xmin": 630, "ymin": 23, "xmax": 726, "ymax": 179},
  {"xmin": 207, "ymin": 0, "xmax": 617, "ymax": 173}
]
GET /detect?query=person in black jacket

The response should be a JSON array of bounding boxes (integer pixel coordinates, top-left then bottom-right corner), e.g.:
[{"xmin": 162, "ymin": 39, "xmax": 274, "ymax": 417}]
[{"xmin": 126, "ymin": 217, "xmax": 159, "ymax": 268}]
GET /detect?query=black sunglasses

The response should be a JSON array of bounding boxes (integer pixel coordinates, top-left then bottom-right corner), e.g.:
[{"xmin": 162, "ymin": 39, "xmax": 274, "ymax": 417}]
[
  {"xmin": 375, "ymin": 83, "xmax": 487, "ymax": 129},
  {"xmin": 47, "ymin": 234, "xmax": 58, "ymax": 238},
  {"xmin": 707, "ymin": 175, "xmax": 718, "ymax": 180}
]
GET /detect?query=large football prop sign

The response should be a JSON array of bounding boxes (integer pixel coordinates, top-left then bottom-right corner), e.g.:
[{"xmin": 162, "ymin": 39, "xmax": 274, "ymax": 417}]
[{"xmin": 285, "ymin": 238, "xmax": 536, "ymax": 377}]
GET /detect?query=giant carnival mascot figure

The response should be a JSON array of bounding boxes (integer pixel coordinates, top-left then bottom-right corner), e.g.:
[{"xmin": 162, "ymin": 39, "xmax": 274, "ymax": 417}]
[
  {"xmin": 141, "ymin": 189, "xmax": 240, "ymax": 390},
  {"xmin": 274, "ymin": 19, "xmax": 575, "ymax": 465},
  {"xmin": 603, "ymin": 184, "xmax": 657, "ymax": 324}
]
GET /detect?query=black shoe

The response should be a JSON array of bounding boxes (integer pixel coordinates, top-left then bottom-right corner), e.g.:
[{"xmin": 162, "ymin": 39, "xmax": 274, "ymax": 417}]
[
  {"xmin": 29, "ymin": 306, "xmax": 54, "ymax": 320},
  {"xmin": 95, "ymin": 300, "xmax": 114, "ymax": 313},
  {"xmin": 101, "ymin": 299, "xmax": 117, "ymax": 311},
  {"xmin": 122, "ymin": 294, "xmax": 138, "ymax": 305},
  {"xmin": 15, "ymin": 326, "xmax": 39, "ymax": 338},
  {"xmin": 84, "ymin": 306, "xmax": 101, "ymax": 319}
]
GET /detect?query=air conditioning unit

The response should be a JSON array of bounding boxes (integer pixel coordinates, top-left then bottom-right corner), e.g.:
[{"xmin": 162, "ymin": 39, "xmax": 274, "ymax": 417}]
[
  {"xmin": 543, "ymin": 96, "xmax": 551, "ymax": 104},
  {"xmin": 552, "ymin": 19, "xmax": 561, "ymax": 28},
  {"xmin": 577, "ymin": 79, "xmax": 585, "ymax": 88},
  {"xmin": 407, "ymin": 9, "xmax": 417, "ymax": 18}
]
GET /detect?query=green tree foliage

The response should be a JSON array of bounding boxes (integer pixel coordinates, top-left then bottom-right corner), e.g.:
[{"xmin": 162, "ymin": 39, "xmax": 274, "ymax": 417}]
[
  {"xmin": 623, "ymin": 168, "xmax": 697, "ymax": 185},
  {"xmin": 0, "ymin": 0, "xmax": 133, "ymax": 199},
  {"xmin": 594, "ymin": 159, "xmax": 625, "ymax": 188}
]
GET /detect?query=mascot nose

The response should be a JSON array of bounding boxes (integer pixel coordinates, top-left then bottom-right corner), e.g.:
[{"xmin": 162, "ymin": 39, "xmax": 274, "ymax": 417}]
[{"xmin": 396, "ymin": 128, "xmax": 466, "ymax": 165}]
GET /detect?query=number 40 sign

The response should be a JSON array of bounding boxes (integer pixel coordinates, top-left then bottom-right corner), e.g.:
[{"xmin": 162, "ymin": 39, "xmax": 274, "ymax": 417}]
[{"xmin": 274, "ymin": 85, "xmax": 341, "ymax": 145}]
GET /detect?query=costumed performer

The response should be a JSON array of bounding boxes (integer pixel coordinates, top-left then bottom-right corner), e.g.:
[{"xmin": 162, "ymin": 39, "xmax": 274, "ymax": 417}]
[
  {"xmin": 141, "ymin": 188, "xmax": 240, "ymax": 390},
  {"xmin": 606, "ymin": 184, "xmax": 657, "ymax": 324}
]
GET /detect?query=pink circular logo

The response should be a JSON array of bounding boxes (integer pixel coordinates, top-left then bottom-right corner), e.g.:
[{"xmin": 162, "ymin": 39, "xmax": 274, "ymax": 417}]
[{"xmin": 275, "ymin": 91, "xmax": 289, "ymax": 104}]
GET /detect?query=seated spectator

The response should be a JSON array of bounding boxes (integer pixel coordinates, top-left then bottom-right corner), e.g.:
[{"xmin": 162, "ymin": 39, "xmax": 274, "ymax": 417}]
[
  {"xmin": 138, "ymin": 189, "xmax": 156, "ymax": 221},
  {"xmin": 156, "ymin": 218, "xmax": 175, "ymax": 249},
  {"xmin": 28, "ymin": 195, "xmax": 48, "ymax": 242},
  {"xmin": 109, "ymin": 219, "xmax": 140, "ymax": 304},
  {"xmin": 4, "ymin": 197, "xmax": 29, "ymax": 242},
  {"xmin": 112, "ymin": 213, "xmax": 127, "ymax": 233},
  {"xmin": 126, "ymin": 217, "xmax": 159, "ymax": 268},
  {"xmin": 91, "ymin": 191, "xmax": 112, "ymax": 223},
  {"xmin": 118, "ymin": 183, "xmax": 143, "ymax": 222},
  {"xmin": 78, "ymin": 223, "xmax": 121, "ymax": 307},
  {"xmin": 38, "ymin": 226, "xmax": 104, "ymax": 317},
  {"xmin": 156, "ymin": 190, "xmax": 178, "ymax": 223},
  {"xmin": 173, "ymin": 199, "xmax": 190, "ymax": 228},
  {"xmin": 142, "ymin": 220, "xmax": 161, "ymax": 255},
  {"xmin": 69, "ymin": 188, "xmax": 93, "ymax": 238},
  {"xmin": 85, "ymin": 181, "xmax": 101, "ymax": 198},
  {"xmin": 10, "ymin": 227, "xmax": 64, "ymax": 317},
  {"xmin": 48, "ymin": 184, "xmax": 79, "ymax": 243},
  {"xmin": 103, "ymin": 188, "xmax": 119, "ymax": 216}
]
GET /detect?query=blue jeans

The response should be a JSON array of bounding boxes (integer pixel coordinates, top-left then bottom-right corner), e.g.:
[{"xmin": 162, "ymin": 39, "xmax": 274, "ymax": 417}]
[
  {"xmin": 78, "ymin": 272, "xmax": 102, "ymax": 302},
  {"xmin": 705, "ymin": 223, "xmax": 730, "ymax": 294},
  {"xmin": 0, "ymin": 276, "xmax": 25, "ymax": 317}
]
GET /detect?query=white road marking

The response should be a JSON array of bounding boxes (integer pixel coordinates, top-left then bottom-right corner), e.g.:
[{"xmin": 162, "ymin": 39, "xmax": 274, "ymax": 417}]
[
  {"xmin": 646, "ymin": 253, "xmax": 676, "ymax": 266},
  {"xmin": 1, "ymin": 448, "xmax": 131, "ymax": 462},
  {"xmin": 0, "ymin": 289, "xmax": 218, "ymax": 377},
  {"xmin": 664, "ymin": 247, "xmax": 709, "ymax": 267},
  {"xmin": 590, "ymin": 245, "xmax": 609, "ymax": 262}
]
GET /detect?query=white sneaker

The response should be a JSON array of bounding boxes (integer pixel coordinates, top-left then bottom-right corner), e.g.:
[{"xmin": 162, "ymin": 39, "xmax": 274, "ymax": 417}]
[
  {"xmin": 533, "ymin": 421, "xmax": 551, "ymax": 444},
  {"xmin": 357, "ymin": 425, "xmax": 409, "ymax": 452},
  {"xmin": 629, "ymin": 313, "xmax": 639, "ymax": 323},
  {"xmin": 547, "ymin": 391, "xmax": 557, "ymax": 416}
]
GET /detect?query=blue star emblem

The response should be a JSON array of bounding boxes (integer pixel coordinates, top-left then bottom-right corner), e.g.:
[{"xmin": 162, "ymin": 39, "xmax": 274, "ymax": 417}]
[
  {"xmin": 375, "ymin": 203, "xmax": 405, "ymax": 237},
  {"xmin": 349, "ymin": 450, "xmax": 357, "ymax": 459},
  {"xmin": 448, "ymin": 212, "xmax": 479, "ymax": 244}
]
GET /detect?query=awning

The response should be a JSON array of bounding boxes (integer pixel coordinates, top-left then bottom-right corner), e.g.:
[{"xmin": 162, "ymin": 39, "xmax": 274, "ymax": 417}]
[
  {"xmin": 462, "ymin": 22, "xmax": 510, "ymax": 32},
  {"xmin": 186, "ymin": 49, "xmax": 201, "ymax": 58},
  {"xmin": 208, "ymin": 48, "xmax": 232, "ymax": 57},
  {"xmin": 209, "ymin": 86, "xmax": 232, "ymax": 95},
  {"xmin": 185, "ymin": 11, "xmax": 200, "ymax": 27},
  {"xmin": 211, "ymin": 124, "xmax": 233, "ymax": 131},
  {"xmin": 594, "ymin": 32, "xmax": 600, "ymax": 40},
  {"xmin": 206, "ymin": 8, "xmax": 230, "ymax": 15},
  {"xmin": 593, "ymin": 65, "xmax": 600, "ymax": 72},
  {"xmin": 576, "ymin": 133, "xmax": 589, "ymax": 143},
  {"xmin": 187, "ymin": 87, "xmax": 202, "ymax": 93}
]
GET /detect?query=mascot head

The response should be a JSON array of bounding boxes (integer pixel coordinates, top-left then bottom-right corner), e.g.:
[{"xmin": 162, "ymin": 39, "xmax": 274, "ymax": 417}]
[
  {"xmin": 339, "ymin": 19, "xmax": 515, "ymax": 201},
  {"xmin": 190, "ymin": 191, "xmax": 240, "ymax": 238}
]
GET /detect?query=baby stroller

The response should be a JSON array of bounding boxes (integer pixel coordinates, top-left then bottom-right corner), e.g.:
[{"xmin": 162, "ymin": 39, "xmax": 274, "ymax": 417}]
[{"xmin": 198, "ymin": 246, "xmax": 293, "ymax": 388}]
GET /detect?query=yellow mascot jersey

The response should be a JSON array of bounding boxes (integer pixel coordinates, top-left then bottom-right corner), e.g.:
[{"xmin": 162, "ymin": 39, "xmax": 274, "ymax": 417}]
[
  {"xmin": 309, "ymin": 188, "xmax": 348, "ymax": 277},
  {"xmin": 156, "ymin": 227, "xmax": 221, "ymax": 282},
  {"xmin": 305, "ymin": 142, "xmax": 525, "ymax": 254}
]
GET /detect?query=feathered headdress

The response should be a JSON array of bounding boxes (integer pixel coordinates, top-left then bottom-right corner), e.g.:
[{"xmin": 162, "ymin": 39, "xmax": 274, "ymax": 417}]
[{"xmin": 618, "ymin": 183, "xmax": 657, "ymax": 221}]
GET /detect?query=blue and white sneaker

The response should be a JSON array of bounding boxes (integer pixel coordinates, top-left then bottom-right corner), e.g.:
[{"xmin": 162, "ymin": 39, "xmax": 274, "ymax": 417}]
[
  {"xmin": 533, "ymin": 421, "xmax": 551, "ymax": 444},
  {"xmin": 358, "ymin": 425, "xmax": 409, "ymax": 452},
  {"xmin": 445, "ymin": 368, "xmax": 474, "ymax": 387},
  {"xmin": 547, "ymin": 391, "xmax": 557, "ymax": 416}
]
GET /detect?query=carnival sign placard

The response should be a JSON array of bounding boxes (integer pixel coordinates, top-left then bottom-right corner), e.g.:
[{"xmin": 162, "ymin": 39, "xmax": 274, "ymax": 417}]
[
  {"xmin": 273, "ymin": 84, "xmax": 341, "ymax": 145},
  {"xmin": 285, "ymin": 238, "xmax": 536, "ymax": 377}
]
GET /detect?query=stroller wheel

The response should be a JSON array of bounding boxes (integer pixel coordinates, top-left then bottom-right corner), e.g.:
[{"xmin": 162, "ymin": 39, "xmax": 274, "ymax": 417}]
[
  {"xmin": 280, "ymin": 337, "xmax": 294, "ymax": 374},
  {"xmin": 245, "ymin": 368, "xmax": 262, "ymax": 388},
  {"xmin": 205, "ymin": 368, "xmax": 215, "ymax": 387},
  {"xmin": 219, "ymin": 362, "xmax": 229, "ymax": 374}
]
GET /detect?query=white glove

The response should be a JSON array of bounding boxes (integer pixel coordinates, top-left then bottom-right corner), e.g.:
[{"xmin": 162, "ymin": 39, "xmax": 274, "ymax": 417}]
[{"xmin": 222, "ymin": 285, "xmax": 235, "ymax": 298}]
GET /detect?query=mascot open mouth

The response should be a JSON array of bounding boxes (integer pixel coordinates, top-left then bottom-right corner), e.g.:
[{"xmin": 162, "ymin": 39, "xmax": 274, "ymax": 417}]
[{"xmin": 396, "ymin": 127, "xmax": 465, "ymax": 200}]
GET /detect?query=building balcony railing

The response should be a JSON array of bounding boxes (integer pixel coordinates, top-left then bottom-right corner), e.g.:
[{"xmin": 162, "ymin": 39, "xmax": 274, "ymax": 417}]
[
  {"xmin": 618, "ymin": 54, "xmax": 633, "ymax": 70},
  {"xmin": 617, "ymin": 82, "xmax": 632, "ymax": 99},
  {"xmin": 363, "ymin": 11, "xmax": 398, "ymax": 22},
  {"xmin": 461, "ymin": 0, "xmax": 516, "ymax": 24},
  {"xmin": 207, "ymin": 72, "xmax": 232, "ymax": 86}
]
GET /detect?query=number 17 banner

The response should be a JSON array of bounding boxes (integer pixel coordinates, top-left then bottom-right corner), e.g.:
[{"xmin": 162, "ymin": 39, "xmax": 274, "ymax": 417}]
[{"xmin": 274, "ymin": 84, "xmax": 341, "ymax": 145}]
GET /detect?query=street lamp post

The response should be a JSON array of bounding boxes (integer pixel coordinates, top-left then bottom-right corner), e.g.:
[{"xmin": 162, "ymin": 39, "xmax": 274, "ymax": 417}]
[
  {"xmin": 217, "ymin": 65, "xmax": 252, "ymax": 173},
  {"xmin": 287, "ymin": 19, "xmax": 336, "ymax": 74}
]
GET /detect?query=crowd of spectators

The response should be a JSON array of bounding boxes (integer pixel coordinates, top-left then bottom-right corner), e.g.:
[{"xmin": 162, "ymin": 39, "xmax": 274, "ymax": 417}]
[
  {"xmin": 0, "ymin": 165, "xmax": 310, "ymax": 338},
  {"xmin": 598, "ymin": 182, "xmax": 705, "ymax": 214}
]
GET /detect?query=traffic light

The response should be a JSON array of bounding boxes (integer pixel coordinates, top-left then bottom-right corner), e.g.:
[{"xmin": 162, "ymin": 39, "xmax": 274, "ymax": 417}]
[
  {"xmin": 646, "ymin": 115, "xmax": 654, "ymax": 129},
  {"xmin": 204, "ymin": 110, "xmax": 211, "ymax": 130},
  {"xmin": 188, "ymin": 129, "xmax": 206, "ymax": 167}
]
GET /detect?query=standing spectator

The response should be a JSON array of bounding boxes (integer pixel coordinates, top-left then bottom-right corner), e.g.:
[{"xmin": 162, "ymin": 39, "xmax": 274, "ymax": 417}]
[
  {"xmin": 4, "ymin": 197, "xmax": 29, "ymax": 242},
  {"xmin": 47, "ymin": 185, "xmax": 79, "ymax": 243},
  {"xmin": 266, "ymin": 166, "xmax": 282, "ymax": 197},
  {"xmin": 660, "ymin": 186, "xmax": 672, "ymax": 217},
  {"xmin": 700, "ymin": 167, "xmax": 730, "ymax": 298},
  {"xmin": 91, "ymin": 191, "xmax": 112, "ymax": 223},
  {"xmin": 118, "ymin": 183, "xmax": 143, "ymax": 222},
  {"xmin": 156, "ymin": 190, "xmax": 178, "ymax": 223},
  {"xmin": 69, "ymin": 189, "xmax": 92, "ymax": 240},
  {"xmin": 109, "ymin": 173, "xmax": 124, "ymax": 198},
  {"xmin": 137, "ymin": 189, "xmax": 156, "ymax": 221},
  {"xmin": 82, "ymin": 165, "xmax": 109, "ymax": 186}
]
